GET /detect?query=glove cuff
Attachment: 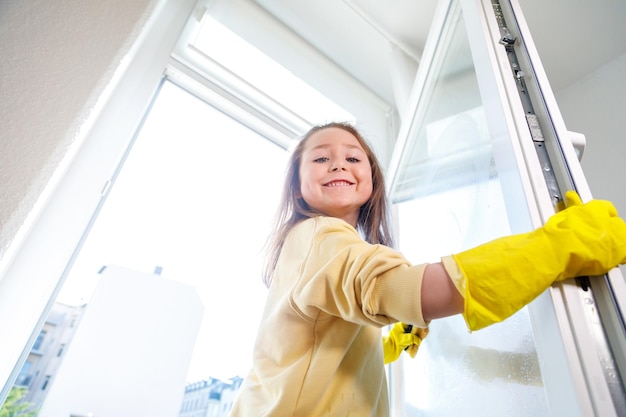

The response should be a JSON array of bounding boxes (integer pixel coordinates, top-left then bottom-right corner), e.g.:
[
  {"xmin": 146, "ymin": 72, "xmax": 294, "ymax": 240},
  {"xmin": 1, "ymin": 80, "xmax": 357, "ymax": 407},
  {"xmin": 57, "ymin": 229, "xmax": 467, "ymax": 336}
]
[{"xmin": 441, "ymin": 255, "xmax": 466, "ymax": 297}]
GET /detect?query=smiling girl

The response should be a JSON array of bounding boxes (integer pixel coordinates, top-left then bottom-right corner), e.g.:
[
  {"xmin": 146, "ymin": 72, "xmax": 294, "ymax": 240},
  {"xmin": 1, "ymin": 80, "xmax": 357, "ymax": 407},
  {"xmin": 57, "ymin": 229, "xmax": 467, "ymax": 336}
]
[{"xmin": 229, "ymin": 122, "xmax": 626, "ymax": 417}]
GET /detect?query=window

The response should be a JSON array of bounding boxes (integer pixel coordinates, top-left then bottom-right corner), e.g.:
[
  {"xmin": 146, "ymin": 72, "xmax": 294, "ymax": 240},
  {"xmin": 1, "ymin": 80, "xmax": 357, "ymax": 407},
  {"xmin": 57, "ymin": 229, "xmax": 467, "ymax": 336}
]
[
  {"xmin": 32, "ymin": 330, "xmax": 46, "ymax": 351},
  {"xmin": 190, "ymin": 14, "xmax": 354, "ymax": 125},
  {"xmin": 14, "ymin": 361, "xmax": 32, "ymax": 387},
  {"xmin": 41, "ymin": 375, "xmax": 50, "ymax": 390}
]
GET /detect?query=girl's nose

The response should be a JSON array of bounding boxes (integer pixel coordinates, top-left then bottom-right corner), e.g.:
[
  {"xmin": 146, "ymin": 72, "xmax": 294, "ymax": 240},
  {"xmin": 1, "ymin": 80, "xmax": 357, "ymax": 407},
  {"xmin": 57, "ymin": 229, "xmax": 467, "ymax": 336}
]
[{"xmin": 331, "ymin": 161, "xmax": 346, "ymax": 171}]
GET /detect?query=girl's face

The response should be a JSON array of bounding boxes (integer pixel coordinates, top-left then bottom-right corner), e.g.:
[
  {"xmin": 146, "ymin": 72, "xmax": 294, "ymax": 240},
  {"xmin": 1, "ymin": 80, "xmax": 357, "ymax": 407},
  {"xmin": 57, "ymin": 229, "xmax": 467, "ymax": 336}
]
[{"xmin": 299, "ymin": 127, "xmax": 373, "ymax": 227}]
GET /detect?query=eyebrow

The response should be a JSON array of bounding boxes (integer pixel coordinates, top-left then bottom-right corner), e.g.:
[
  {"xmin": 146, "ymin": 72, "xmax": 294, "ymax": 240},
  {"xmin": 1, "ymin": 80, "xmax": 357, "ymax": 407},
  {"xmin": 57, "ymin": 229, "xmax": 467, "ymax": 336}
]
[{"xmin": 307, "ymin": 143, "xmax": 365, "ymax": 152}]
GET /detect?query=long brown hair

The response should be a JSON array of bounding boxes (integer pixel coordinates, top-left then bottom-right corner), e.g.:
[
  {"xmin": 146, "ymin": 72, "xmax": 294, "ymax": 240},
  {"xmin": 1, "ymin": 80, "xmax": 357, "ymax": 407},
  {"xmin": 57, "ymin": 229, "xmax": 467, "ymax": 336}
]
[{"xmin": 262, "ymin": 122, "xmax": 393, "ymax": 287}]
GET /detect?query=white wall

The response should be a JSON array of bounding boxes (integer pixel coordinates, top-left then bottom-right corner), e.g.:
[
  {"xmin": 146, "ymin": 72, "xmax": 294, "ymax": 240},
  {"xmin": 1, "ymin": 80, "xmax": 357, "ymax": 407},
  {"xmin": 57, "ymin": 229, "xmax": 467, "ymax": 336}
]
[
  {"xmin": 38, "ymin": 266, "xmax": 204, "ymax": 417},
  {"xmin": 554, "ymin": 53, "xmax": 626, "ymax": 276},
  {"xmin": 555, "ymin": 53, "xmax": 626, "ymax": 213},
  {"xmin": 0, "ymin": 0, "xmax": 155, "ymax": 262}
]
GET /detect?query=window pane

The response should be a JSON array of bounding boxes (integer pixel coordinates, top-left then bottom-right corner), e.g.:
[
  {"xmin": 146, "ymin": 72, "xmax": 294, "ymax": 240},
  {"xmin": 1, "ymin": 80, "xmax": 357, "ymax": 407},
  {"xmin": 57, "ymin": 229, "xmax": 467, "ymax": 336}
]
[
  {"xmin": 192, "ymin": 14, "xmax": 354, "ymax": 124},
  {"xmin": 14, "ymin": 362, "xmax": 32, "ymax": 387},
  {"xmin": 390, "ymin": 5, "xmax": 550, "ymax": 416},
  {"xmin": 32, "ymin": 331, "xmax": 46, "ymax": 351},
  {"xmin": 25, "ymin": 80, "xmax": 289, "ymax": 416}
]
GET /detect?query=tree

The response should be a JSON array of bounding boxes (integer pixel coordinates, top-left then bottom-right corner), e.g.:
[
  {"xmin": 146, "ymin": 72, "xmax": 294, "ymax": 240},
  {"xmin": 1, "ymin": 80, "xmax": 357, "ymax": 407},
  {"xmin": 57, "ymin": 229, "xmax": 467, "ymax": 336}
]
[{"xmin": 0, "ymin": 387, "xmax": 37, "ymax": 417}]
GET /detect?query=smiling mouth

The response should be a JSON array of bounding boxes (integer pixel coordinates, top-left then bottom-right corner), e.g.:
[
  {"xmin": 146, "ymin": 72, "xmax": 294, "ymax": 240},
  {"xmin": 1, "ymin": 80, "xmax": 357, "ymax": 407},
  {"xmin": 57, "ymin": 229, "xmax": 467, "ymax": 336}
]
[{"xmin": 324, "ymin": 180, "xmax": 353, "ymax": 187}]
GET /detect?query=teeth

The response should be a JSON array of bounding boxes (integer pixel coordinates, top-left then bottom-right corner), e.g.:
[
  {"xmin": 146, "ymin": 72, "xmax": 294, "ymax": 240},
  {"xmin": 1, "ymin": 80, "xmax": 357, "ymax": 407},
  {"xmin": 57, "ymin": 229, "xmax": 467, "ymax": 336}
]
[{"xmin": 327, "ymin": 181, "xmax": 351, "ymax": 186}]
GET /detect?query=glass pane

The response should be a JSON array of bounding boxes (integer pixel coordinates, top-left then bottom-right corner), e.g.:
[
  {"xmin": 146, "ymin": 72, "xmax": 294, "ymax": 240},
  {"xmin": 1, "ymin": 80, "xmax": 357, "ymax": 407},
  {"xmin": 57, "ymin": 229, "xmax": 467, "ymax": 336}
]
[
  {"xmin": 7, "ymin": 80, "xmax": 290, "ymax": 416},
  {"xmin": 389, "ymin": 4, "xmax": 551, "ymax": 416},
  {"xmin": 192, "ymin": 14, "xmax": 354, "ymax": 124}
]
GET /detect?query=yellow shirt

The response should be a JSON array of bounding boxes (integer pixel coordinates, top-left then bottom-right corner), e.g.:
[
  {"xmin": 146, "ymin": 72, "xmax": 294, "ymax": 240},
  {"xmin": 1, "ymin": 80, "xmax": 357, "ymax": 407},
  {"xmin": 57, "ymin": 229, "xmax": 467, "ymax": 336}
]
[{"xmin": 230, "ymin": 217, "xmax": 429, "ymax": 417}]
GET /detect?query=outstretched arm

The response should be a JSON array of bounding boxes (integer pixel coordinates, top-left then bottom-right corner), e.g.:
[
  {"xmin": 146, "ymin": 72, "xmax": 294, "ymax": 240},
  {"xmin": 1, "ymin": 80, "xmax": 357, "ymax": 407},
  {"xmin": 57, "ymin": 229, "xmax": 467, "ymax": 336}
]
[
  {"xmin": 421, "ymin": 262, "xmax": 464, "ymax": 321},
  {"xmin": 386, "ymin": 192, "xmax": 625, "ymax": 365},
  {"xmin": 383, "ymin": 263, "xmax": 461, "ymax": 364},
  {"xmin": 426, "ymin": 191, "xmax": 626, "ymax": 331}
]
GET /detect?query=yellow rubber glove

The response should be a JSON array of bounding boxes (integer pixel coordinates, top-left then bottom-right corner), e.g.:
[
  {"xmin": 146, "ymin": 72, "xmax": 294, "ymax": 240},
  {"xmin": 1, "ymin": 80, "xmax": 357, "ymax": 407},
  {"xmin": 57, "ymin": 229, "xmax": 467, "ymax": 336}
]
[
  {"xmin": 446, "ymin": 191, "xmax": 626, "ymax": 331},
  {"xmin": 382, "ymin": 322, "xmax": 429, "ymax": 364}
]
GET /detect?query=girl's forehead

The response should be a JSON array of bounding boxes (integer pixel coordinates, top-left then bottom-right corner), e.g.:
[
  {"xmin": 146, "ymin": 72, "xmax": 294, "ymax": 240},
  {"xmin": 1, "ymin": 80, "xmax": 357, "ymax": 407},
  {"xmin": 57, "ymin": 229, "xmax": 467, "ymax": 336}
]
[{"xmin": 304, "ymin": 127, "xmax": 365, "ymax": 152}]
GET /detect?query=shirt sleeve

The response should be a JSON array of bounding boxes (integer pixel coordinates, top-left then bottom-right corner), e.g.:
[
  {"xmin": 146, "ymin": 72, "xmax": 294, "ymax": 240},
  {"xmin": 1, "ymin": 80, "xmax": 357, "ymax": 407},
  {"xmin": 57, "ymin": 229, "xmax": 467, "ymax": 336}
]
[{"xmin": 289, "ymin": 217, "xmax": 429, "ymax": 328}]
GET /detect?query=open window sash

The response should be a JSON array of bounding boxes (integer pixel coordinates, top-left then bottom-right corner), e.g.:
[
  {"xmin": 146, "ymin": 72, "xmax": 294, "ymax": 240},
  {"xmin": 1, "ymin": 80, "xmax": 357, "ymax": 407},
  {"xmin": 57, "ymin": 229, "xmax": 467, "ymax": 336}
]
[{"xmin": 386, "ymin": 1, "xmax": 626, "ymax": 416}]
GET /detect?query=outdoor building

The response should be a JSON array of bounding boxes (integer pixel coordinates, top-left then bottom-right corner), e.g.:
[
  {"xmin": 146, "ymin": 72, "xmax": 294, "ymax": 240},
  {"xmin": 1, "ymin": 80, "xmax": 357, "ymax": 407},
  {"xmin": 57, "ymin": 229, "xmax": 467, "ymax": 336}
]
[
  {"xmin": 13, "ymin": 303, "xmax": 86, "ymax": 412},
  {"xmin": 179, "ymin": 377, "xmax": 244, "ymax": 417}
]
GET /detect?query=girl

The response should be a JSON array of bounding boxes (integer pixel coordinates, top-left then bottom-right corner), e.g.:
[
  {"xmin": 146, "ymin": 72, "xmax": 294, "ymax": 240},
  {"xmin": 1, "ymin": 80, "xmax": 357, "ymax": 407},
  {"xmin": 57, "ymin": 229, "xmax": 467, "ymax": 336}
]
[{"xmin": 229, "ymin": 122, "xmax": 626, "ymax": 417}]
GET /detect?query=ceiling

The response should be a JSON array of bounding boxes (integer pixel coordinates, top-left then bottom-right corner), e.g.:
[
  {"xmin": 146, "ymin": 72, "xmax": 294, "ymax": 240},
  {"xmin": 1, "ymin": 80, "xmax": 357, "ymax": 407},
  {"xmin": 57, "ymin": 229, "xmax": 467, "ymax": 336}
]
[{"xmin": 252, "ymin": 0, "xmax": 626, "ymax": 109}]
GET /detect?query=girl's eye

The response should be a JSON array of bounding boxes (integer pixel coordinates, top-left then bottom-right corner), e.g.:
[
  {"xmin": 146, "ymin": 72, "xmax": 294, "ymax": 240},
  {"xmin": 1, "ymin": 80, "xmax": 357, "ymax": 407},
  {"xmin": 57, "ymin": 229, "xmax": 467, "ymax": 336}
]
[
  {"xmin": 313, "ymin": 157, "xmax": 329, "ymax": 163},
  {"xmin": 347, "ymin": 157, "xmax": 360, "ymax": 163}
]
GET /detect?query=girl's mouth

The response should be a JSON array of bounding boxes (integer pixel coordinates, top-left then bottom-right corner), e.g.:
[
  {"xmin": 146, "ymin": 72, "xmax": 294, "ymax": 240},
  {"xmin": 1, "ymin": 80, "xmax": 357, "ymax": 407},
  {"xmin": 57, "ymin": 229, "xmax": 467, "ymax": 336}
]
[{"xmin": 324, "ymin": 180, "xmax": 353, "ymax": 187}]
